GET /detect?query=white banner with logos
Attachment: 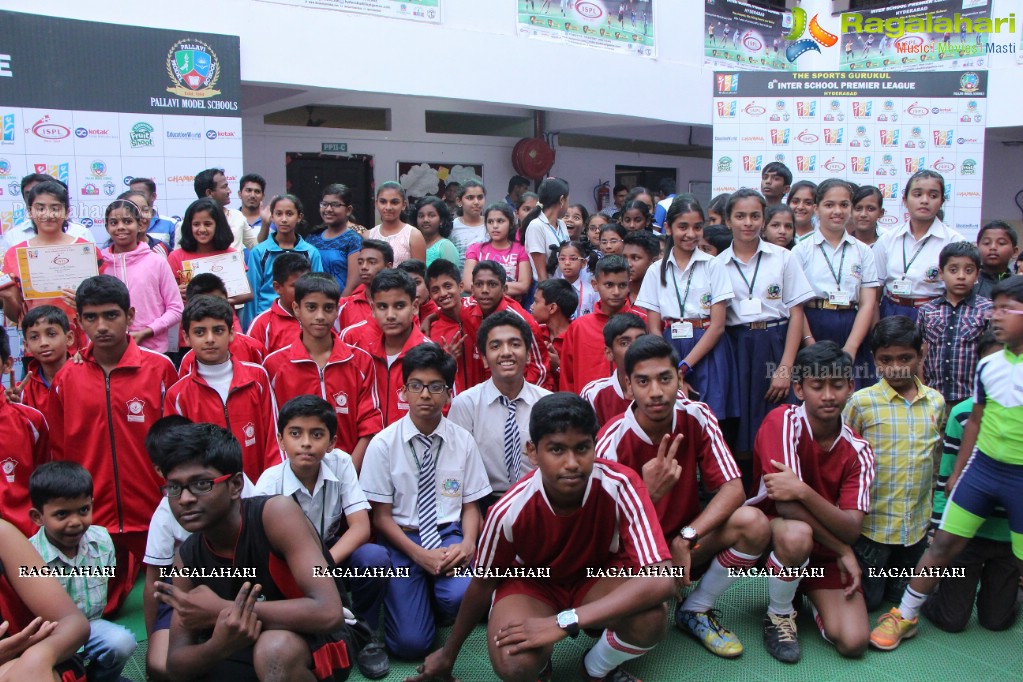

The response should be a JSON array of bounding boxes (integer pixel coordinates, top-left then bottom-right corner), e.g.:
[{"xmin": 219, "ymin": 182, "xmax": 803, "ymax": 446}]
[{"xmin": 711, "ymin": 70, "xmax": 986, "ymax": 240}]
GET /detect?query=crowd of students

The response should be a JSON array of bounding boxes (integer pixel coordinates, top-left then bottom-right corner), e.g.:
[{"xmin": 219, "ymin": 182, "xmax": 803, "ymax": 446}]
[{"xmin": 0, "ymin": 161, "xmax": 1020, "ymax": 682}]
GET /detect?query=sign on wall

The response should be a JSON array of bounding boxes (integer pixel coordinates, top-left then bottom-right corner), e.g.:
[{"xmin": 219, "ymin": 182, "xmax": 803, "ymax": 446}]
[
  {"xmin": 256, "ymin": 0, "xmax": 441, "ymax": 23},
  {"xmin": 704, "ymin": 0, "xmax": 799, "ymax": 72},
  {"xmin": 0, "ymin": 11, "xmax": 242, "ymax": 239},
  {"xmin": 711, "ymin": 70, "xmax": 987, "ymax": 239},
  {"xmin": 516, "ymin": 0, "xmax": 655, "ymax": 58}
]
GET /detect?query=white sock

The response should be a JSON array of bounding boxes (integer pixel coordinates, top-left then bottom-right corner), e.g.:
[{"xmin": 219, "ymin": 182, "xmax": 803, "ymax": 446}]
[
  {"xmin": 681, "ymin": 548, "xmax": 760, "ymax": 613},
  {"xmin": 583, "ymin": 629, "xmax": 654, "ymax": 678},
  {"xmin": 766, "ymin": 552, "xmax": 807, "ymax": 616},
  {"xmin": 898, "ymin": 587, "xmax": 927, "ymax": 620}
]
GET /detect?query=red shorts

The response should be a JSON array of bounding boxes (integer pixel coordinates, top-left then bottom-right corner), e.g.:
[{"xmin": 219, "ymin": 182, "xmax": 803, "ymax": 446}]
[
  {"xmin": 798, "ymin": 556, "xmax": 863, "ymax": 595},
  {"xmin": 493, "ymin": 576, "xmax": 600, "ymax": 611}
]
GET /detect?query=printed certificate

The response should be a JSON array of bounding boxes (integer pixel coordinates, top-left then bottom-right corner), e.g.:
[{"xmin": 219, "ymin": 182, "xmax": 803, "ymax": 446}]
[
  {"xmin": 183, "ymin": 252, "xmax": 251, "ymax": 298},
  {"xmin": 17, "ymin": 244, "xmax": 99, "ymax": 300}
]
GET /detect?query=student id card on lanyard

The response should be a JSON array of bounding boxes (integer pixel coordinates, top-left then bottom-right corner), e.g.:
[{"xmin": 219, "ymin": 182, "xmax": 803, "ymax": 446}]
[
  {"xmin": 670, "ymin": 262, "xmax": 697, "ymax": 339},
  {"xmin": 820, "ymin": 242, "xmax": 850, "ymax": 306},
  {"xmin": 893, "ymin": 234, "xmax": 931, "ymax": 295},
  {"xmin": 733, "ymin": 252, "xmax": 763, "ymax": 316}
]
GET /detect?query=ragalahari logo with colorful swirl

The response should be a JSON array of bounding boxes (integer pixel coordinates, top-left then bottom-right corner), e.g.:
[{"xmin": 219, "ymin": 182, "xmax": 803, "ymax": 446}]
[{"xmin": 785, "ymin": 7, "xmax": 838, "ymax": 62}]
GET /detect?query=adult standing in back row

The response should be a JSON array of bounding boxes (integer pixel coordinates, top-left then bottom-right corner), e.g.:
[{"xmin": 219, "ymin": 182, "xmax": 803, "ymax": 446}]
[{"xmin": 174, "ymin": 168, "xmax": 259, "ymax": 252}]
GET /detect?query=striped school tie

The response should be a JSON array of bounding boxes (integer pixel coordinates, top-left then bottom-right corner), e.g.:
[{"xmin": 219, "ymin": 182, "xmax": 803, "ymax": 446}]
[
  {"xmin": 499, "ymin": 395, "xmax": 522, "ymax": 485},
  {"xmin": 414, "ymin": 434, "xmax": 443, "ymax": 550}
]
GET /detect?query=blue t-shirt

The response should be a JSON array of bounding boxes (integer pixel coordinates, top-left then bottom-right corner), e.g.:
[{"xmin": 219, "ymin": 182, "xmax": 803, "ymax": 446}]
[{"xmin": 307, "ymin": 228, "xmax": 362, "ymax": 291}]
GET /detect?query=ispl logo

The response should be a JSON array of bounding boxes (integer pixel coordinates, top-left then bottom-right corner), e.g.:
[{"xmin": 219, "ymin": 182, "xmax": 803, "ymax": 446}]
[
  {"xmin": 933, "ymin": 130, "xmax": 953, "ymax": 147},
  {"xmin": 796, "ymin": 101, "xmax": 817, "ymax": 118},
  {"xmin": 932, "ymin": 158, "xmax": 955, "ymax": 173},
  {"xmin": 770, "ymin": 129, "xmax": 790, "ymax": 145},
  {"xmin": 30, "ymin": 116, "xmax": 71, "ymax": 140},
  {"xmin": 906, "ymin": 102, "xmax": 929, "ymax": 117},
  {"xmin": 1, "ymin": 114, "xmax": 13, "ymax": 144},
  {"xmin": 904, "ymin": 157, "xmax": 926, "ymax": 173},
  {"xmin": 851, "ymin": 156, "xmax": 870, "ymax": 174},
  {"xmin": 796, "ymin": 129, "xmax": 819, "ymax": 144},
  {"xmin": 879, "ymin": 129, "xmax": 899, "ymax": 147},
  {"xmin": 744, "ymin": 101, "xmax": 767, "ymax": 116},
  {"xmin": 823, "ymin": 128, "xmax": 843, "ymax": 144},
  {"xmin": 716, "ymin": 74, "xmax": 739, "ymax": 93},
  {"xmin": 852, "ymin": 102, "xmax": 872, "ymax": 118},
  {"xmin": 717, "ymin": 101, "xmax": 737, "ymax": 118},
  {"xmin": 823, "ymin": 157, "xmax": 846, "ymax": 172},
  {"xmin": 743, "ymin": 155, "xmax": 763, "ymax": 173},
  {"xmin": 796, "ymin": 155, "xmax": 816, "ymax": 172}
]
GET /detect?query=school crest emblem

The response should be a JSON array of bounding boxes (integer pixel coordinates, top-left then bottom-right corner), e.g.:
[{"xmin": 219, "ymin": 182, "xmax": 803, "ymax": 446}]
[
  {"xmin": 851, "ymin": 264, "xmax": 863, "ymax": 279},
  {"xmin": 766, "ymin": 284, "xmax": 782, "ymax": 300},
  {"xmin": 1, "ymin": 458, "xmax": 17, "ymax": 483},
  {"xmin": 700, "ymin": 292, "xmax": 713, "ymax": 309},
  {"xmin": 166, "ymin": 39, "xmax": 221, "ymax": 98},
  {"xmin": 126, "ymin": 398, "xmax": 146, "ymax": 423},
  {"xmin": 243, "ymin": 422, "xmax": 256, "ymax": 447},
  {"xmin": 442, "ymin": 479, "xmax": 461, "ymax": 497},
  {"xmin": 333, "ymin": 391, "xmax": 349, "ymax": 415},
  {"xmin": 925, "ymin": 266, "xmax": 940, "ymax": 283}
]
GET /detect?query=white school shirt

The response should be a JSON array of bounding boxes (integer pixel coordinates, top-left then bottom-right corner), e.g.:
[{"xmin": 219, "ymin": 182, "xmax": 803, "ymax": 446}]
[
  {"xmin": 448, "ymin": 379, "xmax": 551, "ymax": 494},
  {"xmin": 635, "ymin": 248, "xmax": 734, "ymax": 320},
  {"xmin": 716, "ymin": 239, "xmax": 814, "ymax": 326},
  {"xmin": 253, "ymin": 450, "xmax": 369, "ymax": 541},
  {"xmin": 143, "ymin": 475, "xmax": 255, "ymax": 566},
  {"xmin": 359, "ymin": 414, "xmax": 492, "ymax": 528},
  {"xmin": 873, "ymin": 218, "xmax": 965, "ymax": 299},
  {"xmin": 449, "ymin": 218, "xmax": 486, "ymax": 268},
  {"xmin": 556, "ymin": 271, "xmax": 600, "ymax": 319},
  {"xmin": 523, "ymin": 213, "xmax": 569, "ymax": 280},
  {"xmin": 792, "ymin": 230, "xmax": 880, "ymax": 303}
]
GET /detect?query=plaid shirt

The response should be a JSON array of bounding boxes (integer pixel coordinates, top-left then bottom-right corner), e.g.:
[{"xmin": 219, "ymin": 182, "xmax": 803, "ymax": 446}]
[
  {"xmin": 917, "ymin": 291, "xmax": 992, "ymax": 404},
  {"xmin": 844, "ymin": 378, "xmax": 946, "ymax": 546},
  {"xmin": 29, "ymin": 525, "xmax": 114, "ymax": 621}
]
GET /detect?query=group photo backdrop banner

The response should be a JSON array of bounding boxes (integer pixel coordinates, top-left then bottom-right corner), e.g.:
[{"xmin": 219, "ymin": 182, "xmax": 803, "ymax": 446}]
[
  {"xmin": 711, "ymin": 70, "xmax": 987, "ymax": 240},
  {"xmin": 0, "ymin": 10, "xmax": 242, "ymax": 240}
]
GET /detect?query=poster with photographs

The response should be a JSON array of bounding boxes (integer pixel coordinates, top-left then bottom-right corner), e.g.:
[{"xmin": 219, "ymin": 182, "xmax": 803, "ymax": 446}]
[
  {"xmin": 516, "ymin": 0, "xmax": 655, "ymax": 58},
  {"xmin": 255, "ymin": 0, "xmax": 440, "ymax": 23},
  {"xmin": 397, "ymin": 161, "xmax": 483, "ymax": 203},
  {"xmin": 711, "ymin": 70, "xmax": 987, "ymax": 240},
  {"xmin": 838, "ymin": 0, "xmax": 993, "ymax": 72},
  {"xmin": 704, "ymin": 0, "xmax": 798, "ymax": 72}
]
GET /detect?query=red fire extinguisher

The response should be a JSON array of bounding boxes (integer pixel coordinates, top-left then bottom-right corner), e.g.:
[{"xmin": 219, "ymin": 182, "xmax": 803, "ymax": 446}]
[{"xmin": 594, "ymin": 181, "xmax": 611, "ymax": 211}]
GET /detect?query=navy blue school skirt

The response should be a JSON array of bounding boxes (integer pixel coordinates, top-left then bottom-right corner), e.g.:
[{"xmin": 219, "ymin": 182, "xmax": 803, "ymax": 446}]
[
  {"xmin": 879, "ymin": 296, "xmax": 921, "ymax": 322},
  {"xmin": 662, "ymin": 325, "xmax": 738, "ymax": 420},
  {"xmin": 727, "ymin": 321, "xmax": 795, "ymax": 453},
  {"xmin": 804, "ymin": 306, "xmax": 877, "ymax": 388}
]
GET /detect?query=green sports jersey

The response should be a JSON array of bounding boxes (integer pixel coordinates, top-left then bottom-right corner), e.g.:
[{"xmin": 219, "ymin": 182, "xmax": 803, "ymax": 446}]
[{"xmin": 974, "ymin": 349, "xmax": 1023, "ymax": 465}]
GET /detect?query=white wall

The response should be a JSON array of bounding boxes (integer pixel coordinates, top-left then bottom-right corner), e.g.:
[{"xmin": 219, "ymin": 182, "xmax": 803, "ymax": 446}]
[{"xmin": 981, "ymin": 137, "xmax": 1023, "ymax": 231}]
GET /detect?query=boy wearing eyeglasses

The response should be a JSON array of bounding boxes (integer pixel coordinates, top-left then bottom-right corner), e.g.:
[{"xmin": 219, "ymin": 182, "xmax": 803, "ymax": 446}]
[
  {"xmin": 359, "ymin": 344, "xmax": 492, "ymax": 660},
  {"xmin": 48, "ymin": 275, "xmax": 179, "ymax": 616},
  {"xmin": 340, "ymin": 268, "xmax": 430, "ymax": 426},
  {"xmin": 153, "ymin": 422, "xmax": 356, "ymax": 681}
]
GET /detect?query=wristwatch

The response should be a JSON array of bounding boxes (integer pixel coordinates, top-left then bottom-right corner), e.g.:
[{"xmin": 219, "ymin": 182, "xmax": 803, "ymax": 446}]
[
  {"xmin": 556, "ymin": 609, "xmax": 580, "ymax": 638},
  {"xmin": 680, "ymin": 526, "xmax": 699, "ymax": 548}
]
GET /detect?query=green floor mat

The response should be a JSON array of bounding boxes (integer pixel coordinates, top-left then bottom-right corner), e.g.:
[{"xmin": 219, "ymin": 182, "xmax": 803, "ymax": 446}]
[{"xmin": 113, "ymin": 578, "xmax": 1023, "ymax": 681}]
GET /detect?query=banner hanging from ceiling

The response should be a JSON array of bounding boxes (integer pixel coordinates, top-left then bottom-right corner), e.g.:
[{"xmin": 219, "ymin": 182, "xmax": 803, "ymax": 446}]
[{"xmin": 516, "ymin": 0, "xmax": 656, "ymax": 58}]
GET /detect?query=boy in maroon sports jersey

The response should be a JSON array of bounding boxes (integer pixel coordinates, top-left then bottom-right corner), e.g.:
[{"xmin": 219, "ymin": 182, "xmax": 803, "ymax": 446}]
[
  {"xmin": 749, "ymin": 341, "xmax": 875, "ymax": 663},
  {"xmin": 409, "ymin": 393, "xmax": 674, "ymax": 682},
  {"xmin": 48, "ymin": 275, "xmax": 179, "ymax": 615},
  {"xmin": 597, "ymin": 335, "xmax": 770, "ymax": 659}
]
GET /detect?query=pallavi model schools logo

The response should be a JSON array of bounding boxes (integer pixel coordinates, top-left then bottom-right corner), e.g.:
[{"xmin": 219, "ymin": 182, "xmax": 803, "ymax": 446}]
[{"xmin": 166, "ymin": 39, "xmax": 221, "ymax": 98}]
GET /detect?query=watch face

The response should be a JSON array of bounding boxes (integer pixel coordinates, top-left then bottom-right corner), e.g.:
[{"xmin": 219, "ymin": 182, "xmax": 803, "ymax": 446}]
[{"xmin": 557, "ymin": 611, "xmax": 576, "ymax": 628}]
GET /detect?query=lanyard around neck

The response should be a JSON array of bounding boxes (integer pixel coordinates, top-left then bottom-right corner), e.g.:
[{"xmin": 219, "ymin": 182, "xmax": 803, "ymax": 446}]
[
  {"xmin": 731, "ymin": 251, "xmax": 763, "ymax": 299},
  {"xmin": 671, "ymin": 258, "xmax": 697, "ymax": 317},
  {"xmin": 818, "ymin": 241, "xmax": 848, "ymax": 290}
]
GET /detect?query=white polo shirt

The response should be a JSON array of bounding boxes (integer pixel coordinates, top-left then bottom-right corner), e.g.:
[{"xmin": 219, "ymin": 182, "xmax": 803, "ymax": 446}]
[
  {"xmin": 524, "ymin": 213, "xmax": 569, "ymax": 279},
  {"xmin": 716, "ymin": 239, "xmax": 814, "ymax": 326},
  {"xmin": 0, "ymin": 220, "xmax": 95, "ymax": 259},
  {"xmin": 253, "ymin": 450, "xmax": 369, "ymax": 541},
  {"xmin": 873, "ymin": 218, "xmax": 965, "ymax": 299},
  {"xmin": 792, "ymin": 230, "xmax": 880, "ymax": 303},
  {"xmin": 142, "ymin": 475, "xmax": 255, "ymax": 566},
  {"xmin": 359, "ymin": 415, "xmax": 492, "ymax": 528},
  {"xmin": 635, "ymin": 248, "xmax": 734, "ymax": 320},
  {"xmin": 448, "ymin": 378, "xmax": 550, "ymax": 494}
]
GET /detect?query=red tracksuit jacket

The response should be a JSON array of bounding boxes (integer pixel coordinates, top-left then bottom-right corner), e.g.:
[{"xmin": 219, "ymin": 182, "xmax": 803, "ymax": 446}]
[
  {"xmin": 340, "ymin": 324, "xmax": 432, "ymax": 426},
  {"xmin": 48, "ymin": 339, "xmax": 177, "ymax": 534},
  {"xmin": 247, "ymin": 298, "xmax": 301, "ymax": 356},
  {"xmin": 460, "ymin": 296, "xmax": 552, "ymax": 390},
  {"xmin": 559, "ymin": 300, "xmax": 647, "ymax": 394},
  {"xmin": 427, "ymin": 307, "xmax": 474, "ymax": 395},
  {"xmin": 165, "ymin": 357, "xmax": 282, "ymax": 483},
  {"xmin": 178, "ymin": 332, "xmax": 264, "ymax": 377},
  {"xmin": 18, "ymin": 359, "xmax": 59, "ymax": 416},
  {"xmin": 262, "ymin": 334, "xmax": 383, "ymax": 453},
  {"xmin": 0, "ymin": 392, "xmax": 48, "ymax": 537},
  {"xmin": 337, "ymin": 285, "xmax": 374, "ymax": 332}
]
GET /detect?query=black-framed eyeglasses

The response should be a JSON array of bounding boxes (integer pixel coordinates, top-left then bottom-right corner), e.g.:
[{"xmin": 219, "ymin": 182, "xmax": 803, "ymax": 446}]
[
  {"xmin": 319, "ymin": 201, "xmax": 347, "ymax": 209},
  {"xmin": 405, "ymin": 380, "xmax": 449, "ymax": 394},
  {"xmin": 162, "ymin": 473, "xmax": 233, "ymax": 498}
]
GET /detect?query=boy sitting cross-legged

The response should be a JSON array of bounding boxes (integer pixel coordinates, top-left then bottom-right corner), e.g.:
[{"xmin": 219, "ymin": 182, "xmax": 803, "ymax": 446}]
[
  {"xmin": 28, "ymin": 462, "xmax": 137, "ymax": 682},
  {"xmin": 409, "ymin": 393, "xmax": 675, "ymax": 682}
]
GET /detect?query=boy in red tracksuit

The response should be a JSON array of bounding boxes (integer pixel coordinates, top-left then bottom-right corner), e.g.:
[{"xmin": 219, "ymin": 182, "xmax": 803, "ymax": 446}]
[
  {"xmin": 530, "ymin": 278, "xmax": 578, "ymax": 389},
  {"xmin": 460, "ymin": 261, "xmax": 551, "ymax": 390},
  {"xmin": 15, "ymin": 305, "xmax": 73, "ymax": 415},
  {"xmin": 560, "ymin": 255, "xmax": 647, "ymax": 394},
  {"xmin": 165, "ymin": 296, "xmax": 281, "ymax": 484},
  {"xmin": 341, "ymin": 268, "xmax": 431, "ymax": 426},
  {"xmin": 426, "ymin": 259, "xmax": 474, "ymax": 394},
  {"xmin": 48, "ymin": 275, "xmax": 178, "ymax": 615},
  {"xmin": 0, "ymin": 331, "xmax": 48, "ymax": 538},
  {"xmin": 246, "ymin": 252, "xmax": 310, "ymax": 356},
  {"xmin": 178, "ymin": 274, "xmax": 263, "ymax": 375},
  {"xmin": 337, "ymin": 239, "xmax": 393, "ymax": 332},
  {"xmin": 263, "ymin": 274, "xmax": 383, "ymax": 470}
]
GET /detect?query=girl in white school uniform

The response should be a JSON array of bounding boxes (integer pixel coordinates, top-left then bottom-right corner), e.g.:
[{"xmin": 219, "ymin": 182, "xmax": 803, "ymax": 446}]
[
  {"xmin": 521, "ymin": 177, "xmax": 570, "ymax": 282},
  {"xmin": 636, "ymin": 195, "xmax": 737, "ymax": 419},
  {"xmin": 794, "ymin": 179, "xmax": 880, "ymax": 387},
  {"xmin": 716, "ymin": 188, "xmax": 814, "ymax": 454},
  {"xmin": 874, "ymin": 170, "xmax": 965, "ymax": 321}
]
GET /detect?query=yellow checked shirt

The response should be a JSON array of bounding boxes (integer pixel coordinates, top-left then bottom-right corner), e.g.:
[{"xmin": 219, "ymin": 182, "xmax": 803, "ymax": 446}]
[{"xmin": 843, "ymin": 377, "xmax": 946, "ymax": 546}]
